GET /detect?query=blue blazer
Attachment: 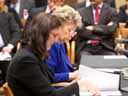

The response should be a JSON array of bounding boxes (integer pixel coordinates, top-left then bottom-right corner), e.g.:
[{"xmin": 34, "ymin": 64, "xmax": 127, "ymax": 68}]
[{"xmin": 46, "ymin": 42, "xmax": 74, "ymax": 83}]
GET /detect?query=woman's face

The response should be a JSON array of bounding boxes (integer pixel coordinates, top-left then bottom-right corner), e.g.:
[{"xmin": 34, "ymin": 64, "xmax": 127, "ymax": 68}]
[
  {"xmin": 10, "ymin": 0, "xmax": 18, "ymax": 4},
  {"xmin": 0, "ymin": 0, "xmax": 4, "ymax": 8},
  {"xmin": 46, "ymin": 27, "xmax": 59, "ymax": 50},
  {"xmin": 48, "ymin": 0, "xmax": 64, "ymax": 12},
  {"xmin": 46, "ymin": 23, "xmax": 76, "ymax": 50},
  {"xmin": 58, "ymin": 22, "xmax": 76, "ymax": 43}
]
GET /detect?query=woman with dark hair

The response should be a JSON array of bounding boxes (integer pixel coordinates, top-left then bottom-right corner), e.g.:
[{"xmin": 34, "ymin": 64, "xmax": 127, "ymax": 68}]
[{"xmin": 7, "ymin": 12, "xmax": 100, "ymax": 96}]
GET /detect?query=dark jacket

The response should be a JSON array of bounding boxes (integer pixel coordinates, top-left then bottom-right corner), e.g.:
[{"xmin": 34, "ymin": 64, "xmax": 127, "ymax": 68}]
[
  {"xmin": 76, "ymin": 4, "xmax": 118, "ymax": 63},
  {"xmin": 118, "ymin": 5, "xmax": 128, "ymax": 22},
  {"xmin": 35, "ymin": 0, "xmax": 47, "ymax": 7},
  {"xmin": 24, "ymin": 6, "xmax": 47, "ymax": 32},
  {"xmin": 0, "ymin": 12, "xmax": 21, "ymax": 51},
  {"xmin": 103, "ymin": 0, "xmax": 115, "ymax": 8},
  {"xmin": 7, "ymin": 46, "xmax": 79, "ymax": 96},
  {"xmin": 6, "ymin": 0, "xmax": 35, "ymax": 18},
  {"xmin": 73, "ymin": 0, "xmax": 115, "ymax": 9},
  {"xmin": 8, "ymin": 8, "xmax": 23, "ymax": 29},
  {"xmin": 73, "ymin": 1, "xmax": 86, "ymax": 9}
]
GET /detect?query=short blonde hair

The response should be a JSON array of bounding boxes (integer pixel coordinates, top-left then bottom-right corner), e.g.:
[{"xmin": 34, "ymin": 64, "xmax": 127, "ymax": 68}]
[
  {"xmin": 52, "ymin": 5, "xmax": 82, "ymax": 28},
  {"xmin": 0, "ymin": 5, "xmax": 8, "ymax": 12},
  {"xmin": 0, "ymin": 0, "xmax": 8, "ymax": 13}
]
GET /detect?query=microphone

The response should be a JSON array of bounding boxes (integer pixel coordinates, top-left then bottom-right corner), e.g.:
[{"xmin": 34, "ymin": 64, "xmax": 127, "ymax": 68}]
[
  {"xmin": 114, "ymin": 46, "xmax": 128, "ymax": 57},
  {"xmin": 115, "ymin": 38, "xmax": 128, "ymax": 44}
]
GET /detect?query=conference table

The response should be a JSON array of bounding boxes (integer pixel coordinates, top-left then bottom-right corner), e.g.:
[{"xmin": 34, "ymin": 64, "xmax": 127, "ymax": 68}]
[{"xmin": 80, "ymin": 55, "xmax": 128, "ymax": 96}]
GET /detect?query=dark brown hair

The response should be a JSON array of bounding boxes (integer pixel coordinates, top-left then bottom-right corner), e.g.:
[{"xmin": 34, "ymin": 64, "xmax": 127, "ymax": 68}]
[{"xmin": 24, "ymin": 12, "xmax": 61, "ymax": 59}]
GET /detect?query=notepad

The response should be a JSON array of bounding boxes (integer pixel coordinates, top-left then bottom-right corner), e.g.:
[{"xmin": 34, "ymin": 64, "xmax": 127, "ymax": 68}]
[
  {"xmin": 95, "ymin": 68, "xmax": 121, "ymax": 73},
  {"xmin": 104, "ymin": 55, "xmax": 127, "ymax": 59},
  {"xmin": 79, "ymin": 65, "xmax": 122, "ymax": 96},
  {"xmin": 0, "ymin": 52, "xmax": 12, "ymax": 61}
]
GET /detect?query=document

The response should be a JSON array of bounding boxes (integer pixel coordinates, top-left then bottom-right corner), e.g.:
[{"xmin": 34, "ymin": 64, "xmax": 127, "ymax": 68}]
[
  {"xmin": 104, "ymin": 55, "xmax": 127, "ymax": 59},
  {"xmin": 79, "ymin": 65, "xmax": 122, "ymax": 96},
  {"xmin": 95, "ymin": 68, "xmax": 121, "ymax": 73},
  {"xmin": 0, "ymin": 52, "xmax": 12, "ymax": 61}
]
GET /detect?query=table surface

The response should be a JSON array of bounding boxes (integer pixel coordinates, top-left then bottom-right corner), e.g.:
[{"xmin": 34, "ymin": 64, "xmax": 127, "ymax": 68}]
[
  {"xmin": 80, "ymin": 55, "xmax": 128, "ymax": 69},
  {"xmin": 80, "ymin": 55, "xmax": 128, "ymax": 96}
]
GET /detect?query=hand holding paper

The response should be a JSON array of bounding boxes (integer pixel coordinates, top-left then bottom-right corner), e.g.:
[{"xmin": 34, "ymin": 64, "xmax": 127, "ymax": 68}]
[
  {"xmin": 0, "ymin": 52, "xmax": 12, "ymax": 61},
  {"xmin": 78, "ymin": 65, "xmax": 121, "ymax": 96},
  {"xmin": 2, "ymin": 46, "xmax": 13, "ymax": 54}
]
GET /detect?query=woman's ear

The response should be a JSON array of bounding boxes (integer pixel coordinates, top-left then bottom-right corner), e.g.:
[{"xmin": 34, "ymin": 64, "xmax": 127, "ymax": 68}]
[{"xmin": 3, "ymin": 5, "xmax": 8, "ymax": 12}]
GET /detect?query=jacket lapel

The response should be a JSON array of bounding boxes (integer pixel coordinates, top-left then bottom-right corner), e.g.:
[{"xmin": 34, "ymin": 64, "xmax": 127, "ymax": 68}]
[
  {"xmin": 19, "ymin": 0, "xmax": 23, "ymax": 18},
  {"xmin": 88, "ymin": 6, "xmax": 94, "ymax": 25},
  {"xmin": 26, "ymin": 46, "xmax": 54, "ymax": 83},
  {"xmin": 39, "ymin": 59, "xmax": 54, "ymax": 83},
  {"xmin": 98, "ymin": 4, "xmax": 106, "ymax": 25}
]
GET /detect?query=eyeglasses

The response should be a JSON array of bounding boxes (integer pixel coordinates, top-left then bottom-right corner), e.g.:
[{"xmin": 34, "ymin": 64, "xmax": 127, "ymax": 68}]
[{"xmin": 68, "ymin": 28, "xmax": 77, "ymax": 35}]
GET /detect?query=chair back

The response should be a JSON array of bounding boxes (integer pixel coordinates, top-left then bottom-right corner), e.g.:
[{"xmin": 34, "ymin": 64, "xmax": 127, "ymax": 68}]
[
  {"xmin": 114, "ymin": 28, "xmax": 121, "ymax": 38},
  {"xmin": 120, "ymin": 28, "xmax": 128, "ymax": 39},
  {"xmin": 115, "ymin": 0, "xmax": 126, "ymax": 12},
  {"xmin": 65, "ymin": 41, "xmax": 71, "ymax": 62},
  {"xmin": 119, "ymin": 23, "xmax": 126, "ymax": 28}
]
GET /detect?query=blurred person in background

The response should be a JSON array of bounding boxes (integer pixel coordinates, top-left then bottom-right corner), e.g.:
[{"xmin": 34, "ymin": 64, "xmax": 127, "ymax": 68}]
[
  {"xmin": 2, "ymin": 0, "xmax": 23, "ymax": 28},
  {"xmin": 76, "ymin": 0, "xmax": 118, "ymax": 65},
  {"xmin": 118, "ymin": 0, "xmax": 128, "ymax": 28},
  {"xmin": 73, "ymin": 0, "xmax": 115, "ymax": 9},
  {"xmin": 24, "ymin": 0, "xmax": 65, "ymax": 32},
  {"xmin": 35, "ymin": 0, "xmax": 47, "ymax": 8},
  {"xmin": 0, "ymin": 0, "xmax": 21, "ymax": 86},
  {"xmin": 0, "ymin": 0, "xmax": 21, "ymax": 55},
  {"xmin": 6, "ymin": 0, "xmax": 35, "ymax": 18}
]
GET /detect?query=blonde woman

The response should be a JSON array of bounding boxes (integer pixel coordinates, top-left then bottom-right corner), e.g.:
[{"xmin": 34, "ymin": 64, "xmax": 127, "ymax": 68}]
[{"xmin": 46, "ymin": 5, "xmax": 81, "ymax": 85}]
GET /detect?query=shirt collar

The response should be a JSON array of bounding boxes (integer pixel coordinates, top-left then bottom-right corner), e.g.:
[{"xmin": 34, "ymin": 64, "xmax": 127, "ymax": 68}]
[
  {"xmin": 86, "ymin": 0, "xmax": 91, "ymax": 7},
  {"xmin": 99, "ymin": 2, "xmax": 103, "ymax": 9},
  {"xmin": 92, "ymin": 2, "xmax": 103, "ymax": 9},
  {"xmin": 45, "ymin": 6, "xmax": 51, "ymax": 13}
]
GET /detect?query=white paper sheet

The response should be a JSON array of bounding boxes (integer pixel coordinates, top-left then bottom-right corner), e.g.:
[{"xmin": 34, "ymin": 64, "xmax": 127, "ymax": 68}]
[
  {"xmin": 0, "ymin": 52, "xmax": 12, "ymax": 61},
  {"xmin": 104, "ymin": 55, "xmax": 127, "ymax": 59},
  {"xmin": 80, "ymin": 89, "xmax": 121, "ymax": 96},
  {"xmin": 95, "ymin": 68, "xmax": 121, "ymax": 73},
  {"xmin": 79, "ymin": 65, "xmax": 121, "ymax": 96}
]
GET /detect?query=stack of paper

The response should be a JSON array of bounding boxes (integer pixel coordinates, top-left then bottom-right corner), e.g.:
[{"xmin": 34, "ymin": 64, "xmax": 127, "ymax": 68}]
[
  {"xmin": 79, "ymin": 65, "xmax": 122, "ymax": 96},
  {"xmin": 0, "ymin": 52, "xmax": 12, "ymax": 61},
  {"xmin": 104, "ymin": 55, "xmax": 127, "ymax": 59}
]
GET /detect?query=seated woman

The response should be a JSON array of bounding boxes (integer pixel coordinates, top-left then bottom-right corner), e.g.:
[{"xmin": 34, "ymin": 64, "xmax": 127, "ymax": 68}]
[
  {"xmin": 46, "ymin": 5, "xmax": 82, "ymax": 83},
  {"xmin": 7, "ymin": 12, "xmax": 100, "ymax": 96}
]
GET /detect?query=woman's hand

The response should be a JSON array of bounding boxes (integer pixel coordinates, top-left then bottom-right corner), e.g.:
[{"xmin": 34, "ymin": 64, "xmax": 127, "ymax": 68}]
[
  {"xmin": 78, "ymin": 79, "xmax": 101, "ymax": 96},
  {"xmin": 69, "ymin": 70, "xmax": 78, "ymax": 81}
]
